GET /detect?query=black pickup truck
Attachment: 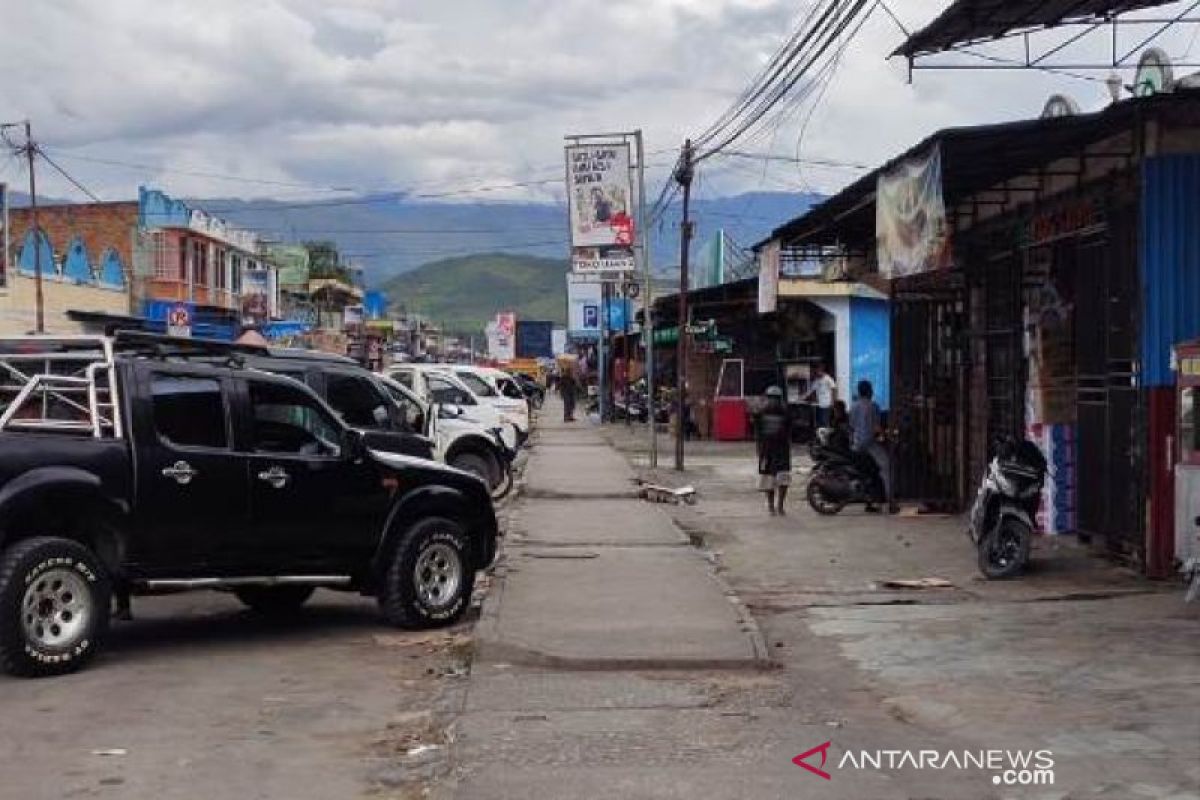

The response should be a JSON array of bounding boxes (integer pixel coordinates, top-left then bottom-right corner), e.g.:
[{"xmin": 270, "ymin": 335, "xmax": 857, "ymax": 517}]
[{"xmin": 0, "ymin": 334, "xmax": 498, "ymax": 677}]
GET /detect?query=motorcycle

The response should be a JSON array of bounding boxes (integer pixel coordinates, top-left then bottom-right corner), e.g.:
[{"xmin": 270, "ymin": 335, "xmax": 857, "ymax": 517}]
[
  {"xmin": 805, "ymin": 427, "xmax": 887, "ymax": 515},
  {"xmin": 968, "ymin": 436, "xmax": 1047, "ymax": 579},
  {"xmin": 488, "ymin": 426, "xmax": 519, "ymax": 501}
]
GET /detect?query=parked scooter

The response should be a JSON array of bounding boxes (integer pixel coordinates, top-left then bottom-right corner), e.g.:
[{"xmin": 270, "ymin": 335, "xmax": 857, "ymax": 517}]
[
  {"xmin": 805, "ymin": 427, "xmax": 887, "ymax": 515},
  {"xmin": 968, "ymin": 436, "xmax": 1048, "ymax": 579}
]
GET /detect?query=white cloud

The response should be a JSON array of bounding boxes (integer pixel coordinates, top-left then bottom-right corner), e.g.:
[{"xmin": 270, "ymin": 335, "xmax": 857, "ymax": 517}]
[{"xmin": 1, "ymin": 0, "xmax": 1195, "ymax": 203}]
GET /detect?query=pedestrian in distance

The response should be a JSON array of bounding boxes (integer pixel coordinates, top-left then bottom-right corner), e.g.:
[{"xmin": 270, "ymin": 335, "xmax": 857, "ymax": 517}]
[
  {"xmin": 849, "ymin": 380, "xmax": 898, "ymax": 514},
  {"xmin": 560, "ymin": 369, "xmax": 578, "ymax": 422},
  {"xmin": 804, "ymin": 361, "xmax": 837, "ymax": 430},
  {"xmin": 754, "ymin": 385, "xmax": 794, "ymax": 516}
]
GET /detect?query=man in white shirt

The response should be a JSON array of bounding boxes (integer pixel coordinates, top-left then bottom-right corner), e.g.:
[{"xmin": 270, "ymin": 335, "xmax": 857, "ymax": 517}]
[{"xmin": 805, "ymin": 362, "xmax": 837, "ymax": 429}]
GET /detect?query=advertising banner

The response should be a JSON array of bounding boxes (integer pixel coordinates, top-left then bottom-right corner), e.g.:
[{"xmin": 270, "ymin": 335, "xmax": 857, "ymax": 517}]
[
  {"xmin": 566, "ymin": 143, "xmax": 636, "ymax": 274},
  {"xmin": 876, "ymin": 145, "xmax": 953, "ymax": 279},
  {"xmin": 757, "ymin": 239, "xmax": 780, "ymax": 314},
  {"xmin": 343, "ymin": 304, "xmax": 364, "ymax": 329},
  {"xmin": 491, "ymin": 312, "xmax": 517, "ymax": 361},
  {"xmin": 567, "ymin": 274, "xmax": 603, "ymax": 339},
  {"xmin": 166, "ymin": 303, "xmax": 192, "ymax": 338},
  {"xmin": 241, "ymin": 269, "xmax": 271, "ymax": 325}
]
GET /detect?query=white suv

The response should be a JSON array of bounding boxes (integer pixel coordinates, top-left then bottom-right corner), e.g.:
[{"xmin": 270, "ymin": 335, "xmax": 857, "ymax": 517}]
[{"xmin": 429, "ymin": 365, "xmax": 531, "ymax": 440}]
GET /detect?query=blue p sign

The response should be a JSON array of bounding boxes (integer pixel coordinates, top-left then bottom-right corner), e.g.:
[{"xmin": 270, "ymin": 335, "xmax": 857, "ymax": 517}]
[{"xmin": 583, "ymin": 305, "xmax": 599, "ymax": 328}]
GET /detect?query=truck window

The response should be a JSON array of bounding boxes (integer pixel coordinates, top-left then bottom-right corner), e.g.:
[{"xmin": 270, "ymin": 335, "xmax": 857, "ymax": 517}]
[
  {"xmin": 151, "ymin": 375, "xmax": 228, "ymax": 449},
  {"xmin": 381, "ymin": 382, "xmax": 425, "ymax": 433},
  {"xmin": 249, "ymin": 381, "xmax": 342, "ymax": 457},
  {"xmin": 326, "ymin": 374, "xmax": 391, "ymax": 429},
  {"xmin": 390, "ymin": 370, "xmax": 414, "ymax": 389},
  {"xmin": 497, "ymin": 377, "xmax": 524, "ymax": 400}
]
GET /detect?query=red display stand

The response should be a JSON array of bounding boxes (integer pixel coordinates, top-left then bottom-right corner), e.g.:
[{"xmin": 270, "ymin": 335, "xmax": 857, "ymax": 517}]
[{"xmin": 713, "ymin": 397, "xmax": 749, "ymax": 441}]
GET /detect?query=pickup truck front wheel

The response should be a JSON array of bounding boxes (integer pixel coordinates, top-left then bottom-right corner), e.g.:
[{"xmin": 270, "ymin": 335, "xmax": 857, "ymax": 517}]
[
  {"xmin": 379, "ymin": 517, "xmax": 474, "ymax": 629},
  {"xmin": 0, "ymin": 537, "xmax": 111, "ymax": 678}
]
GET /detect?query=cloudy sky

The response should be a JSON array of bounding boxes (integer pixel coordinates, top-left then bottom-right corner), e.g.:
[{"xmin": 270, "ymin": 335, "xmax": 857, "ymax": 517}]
[{"xmin": 2, "ymin": 0, "xmax": 1197, "ymax": 204}]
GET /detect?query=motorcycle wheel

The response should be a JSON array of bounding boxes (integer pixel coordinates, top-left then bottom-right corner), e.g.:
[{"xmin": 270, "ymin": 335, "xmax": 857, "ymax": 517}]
[
  {"xmin": 806, "ymin": 476, "xmax": 846, "ymax": 516},
  {"xmin": 977, "ymin": 518, "xmax": 1031, "ymax": 579},
  {"xmin": 490, "ymin": 464, "xmax": 515, "ymax": 501}
]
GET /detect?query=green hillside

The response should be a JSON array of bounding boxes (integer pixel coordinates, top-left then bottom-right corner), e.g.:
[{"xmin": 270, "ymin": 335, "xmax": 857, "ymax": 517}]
[{"xmin": 381, "ymin": 253, "xmax": 568, "ymax": 334}]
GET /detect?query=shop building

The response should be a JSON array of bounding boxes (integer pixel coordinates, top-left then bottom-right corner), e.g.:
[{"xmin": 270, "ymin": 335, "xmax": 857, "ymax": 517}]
[{"xmin": 763, "ymin": 88, "xmax": 1200, "ymax": 574}]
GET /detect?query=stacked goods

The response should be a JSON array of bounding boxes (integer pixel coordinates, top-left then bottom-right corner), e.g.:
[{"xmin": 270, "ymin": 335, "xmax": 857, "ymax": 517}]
[{"xmin": 1025, "ymin": 422, "xmax": 1077, "ymax": 534}]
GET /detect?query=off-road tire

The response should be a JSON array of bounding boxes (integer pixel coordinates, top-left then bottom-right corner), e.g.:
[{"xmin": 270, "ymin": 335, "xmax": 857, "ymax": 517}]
[
  {"xmin": 378, "ymin": 517, "xmax": 474, "ymax": 629},
  {"xmin": 0, "ymin": 537, "xmax": 111, "ymax": 678},
  {"xmin": 451, "ymin": 451, "xmax": 499, "ymax": 490},
  {"xmin": 233, "ymin": 586, "xmax": 315, "ymax": 614},
  {"xmin": 978, "ymin": 518, "xmax": 1032, "ymax": 580}
]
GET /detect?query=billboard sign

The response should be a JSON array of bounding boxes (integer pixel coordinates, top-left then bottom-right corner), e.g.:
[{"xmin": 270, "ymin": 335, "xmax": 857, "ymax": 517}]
[
  {"xmin": 167, "ymin": 303, "xmax": 192, "ymax": 338},
  {"xmin": 241, "ymin": 269, "xmax": 272, "ymax": 325},
  {"xmin": 567, "ymin": 274, "xmax": 603, "ymax": 338},
  {"xmin": 566, "ymin": 143, "xmax": 636, "ymax": 274},
  {"xmin": 491, "ymin": 312, "xmax": 516, "ymax": 361}
]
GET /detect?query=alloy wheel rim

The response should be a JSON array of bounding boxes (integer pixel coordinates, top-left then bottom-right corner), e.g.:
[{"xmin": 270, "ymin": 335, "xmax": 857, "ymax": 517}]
[
  {"xmin": 22, "ymin": 568, "xmax": 91, "ymax": 651},
  {"xmin": 414, "ymin": 542, "xmax": 463, "ymax": 609}
]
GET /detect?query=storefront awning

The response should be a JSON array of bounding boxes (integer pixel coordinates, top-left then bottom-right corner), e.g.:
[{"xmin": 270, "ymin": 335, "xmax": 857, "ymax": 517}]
[{"xmin": 894, "ymin": 0, "xmax": 1174, "ymax": 58}]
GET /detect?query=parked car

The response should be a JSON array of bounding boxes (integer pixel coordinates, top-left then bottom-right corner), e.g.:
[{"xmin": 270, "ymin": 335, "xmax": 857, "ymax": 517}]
[
  {"xmin": 386, "ymin": 364, "xmax": 520, "ymax": 447},
  {"xmin": 376, "ymin": 374, "xmax": 517, "ymax": 500},
  {"xmin": 429, "ymin": 365, "xmax": 531, "ymax": 441},
  {"xmin": 0, "ymin": 333, "xmax": 498, "ymax": 677}
]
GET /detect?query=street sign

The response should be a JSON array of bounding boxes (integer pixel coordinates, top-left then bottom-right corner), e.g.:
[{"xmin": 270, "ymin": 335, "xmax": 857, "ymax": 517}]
[
  {"xmin": 583, "ymin": 305, "xmax": 599, "ymax": 328},
  {"xmin": 625, "ymin": 281, "xmax": 640, "ymax": 299}
]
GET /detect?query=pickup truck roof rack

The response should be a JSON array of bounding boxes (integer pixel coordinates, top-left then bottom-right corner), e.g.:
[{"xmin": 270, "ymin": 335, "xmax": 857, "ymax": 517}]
[{"xmin": 108, "ymin": 331, "xmax": 357, "ymax": 365}]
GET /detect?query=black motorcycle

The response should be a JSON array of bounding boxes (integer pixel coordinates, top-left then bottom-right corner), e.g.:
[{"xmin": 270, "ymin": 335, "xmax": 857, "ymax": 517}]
[
  {"xmin": 968, "ymin": 436, "xmax": 1047, "ymax": 579},
  {"xmin": 805, "ymin": 428, "xmax": 887, "ymax": 515}
]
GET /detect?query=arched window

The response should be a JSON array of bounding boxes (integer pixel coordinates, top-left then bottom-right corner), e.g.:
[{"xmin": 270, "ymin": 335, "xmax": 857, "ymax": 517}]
[
  {"xmin": 63, "ymin": 237, "xmax": 93, "ymax": 283},
  {"xmin": 99, "ymin": 248, "xmax": 126, "ymax": 288},
  {"xmin": 18, "ymin": 229, "xmax": 53, "ymax": 276}
]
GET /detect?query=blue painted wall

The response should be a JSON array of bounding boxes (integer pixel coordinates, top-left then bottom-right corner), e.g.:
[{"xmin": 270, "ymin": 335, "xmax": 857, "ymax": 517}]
[
  {"xmin": 99, "ymin": 248, "xmax": 125, "ymax": 288},
  {"xmin": 1141, "ymin": 154, "xmax": 1200, "ymax": 388},
  {"xmin": 850, "ymin": 296, "xmax": 890, "ymax": 410},
  {"xmin": 17, "ymin": 229, "xmax": 53, "ymax": 276},
  {"xmin": 63, "ymin": 237, "xmax": 92, "ymax": 283},
  {"xmin": 138, "ymin": 186, "xmax": 192, "ymax": 229}
]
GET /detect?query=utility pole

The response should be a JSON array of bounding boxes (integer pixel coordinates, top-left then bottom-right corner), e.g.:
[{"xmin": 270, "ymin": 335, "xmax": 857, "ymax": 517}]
[
  {"xmin": 635, "ymin": 130, "xmax": 658, "ymax": 468},
  {"xmin": 17, "ymin": 121, "xmax": 44, "ymax": 333},
  {"xmin": 674, "ymin": 140, "xmax": 695, "ymax": 472},
  {"xmin": 622, "ymin": 280, "xmax": 630, "ymax": 427}
]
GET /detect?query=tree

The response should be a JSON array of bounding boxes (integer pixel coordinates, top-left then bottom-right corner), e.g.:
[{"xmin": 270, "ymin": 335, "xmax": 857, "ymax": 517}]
[{"xmin": 304, "ymin": 240, "xmax": 349, "ymax": 281}]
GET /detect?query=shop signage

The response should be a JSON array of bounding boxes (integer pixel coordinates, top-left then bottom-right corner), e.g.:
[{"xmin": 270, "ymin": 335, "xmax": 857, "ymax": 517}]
[
  {"xmin": 1020, "ymin": 196, "xmax": 1104, "ymax": 247},
  {"xmin": 565, "ymin": 142, "xmax": 636, "ymax": 275},
  {"xmin": 758, "ymin": 239, "xmax": 780, "ymax": 313}
]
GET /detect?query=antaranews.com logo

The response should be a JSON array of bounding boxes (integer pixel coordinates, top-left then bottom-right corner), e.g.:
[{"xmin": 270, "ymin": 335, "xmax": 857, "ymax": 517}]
[{"xmin": 794, "ymin": 741, "xmax": 1055, "ymax": 787}]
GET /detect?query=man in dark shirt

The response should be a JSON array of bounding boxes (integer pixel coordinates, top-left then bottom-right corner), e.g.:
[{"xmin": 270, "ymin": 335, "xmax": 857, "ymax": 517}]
[
  {"xmin": 849, "ymin": 380, "xmax": 896, "ymax": 513},
  {"xmin": 754, "ymin": 386, "xmax": 794, "ymax": 515}
]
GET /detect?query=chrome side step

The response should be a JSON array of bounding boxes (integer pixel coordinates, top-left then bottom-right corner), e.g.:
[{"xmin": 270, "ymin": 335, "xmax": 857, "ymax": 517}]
[{"xmin": 139, "ymin": 575, "xmax": 352, "ymax": 591}]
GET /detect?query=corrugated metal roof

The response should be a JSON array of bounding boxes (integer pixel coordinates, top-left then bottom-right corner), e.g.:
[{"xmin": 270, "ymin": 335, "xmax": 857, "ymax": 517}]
[
  {"xmin": 895, "ymin": 0, "xmax": 1174, "ymax": 58},
  {"xmin": 1141, "ymin": 154, "xmax": 1200, "ymax": 388}
]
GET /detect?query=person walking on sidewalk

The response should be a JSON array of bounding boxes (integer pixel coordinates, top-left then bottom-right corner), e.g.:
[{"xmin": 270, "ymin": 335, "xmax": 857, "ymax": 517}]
[
  {"xmin": 754, "ymin": 386, "xmax": 794, "ymax": 515},
  {"xmin": 560, "ymin": 368, "xmax": 578, "ymax": 422},
  {"xmin": 850, "ymin": 380, "xmax": 898, "ymax": 514}
]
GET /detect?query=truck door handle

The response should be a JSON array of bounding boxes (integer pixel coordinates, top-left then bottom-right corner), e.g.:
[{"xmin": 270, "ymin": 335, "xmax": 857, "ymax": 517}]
[
  {"xmin": 161, "ymin": 461, "xmax": 198, "ymax": 485},
  {"xmin": 257, "ymin": 466, "xmax": 290, "ymax": 489}
]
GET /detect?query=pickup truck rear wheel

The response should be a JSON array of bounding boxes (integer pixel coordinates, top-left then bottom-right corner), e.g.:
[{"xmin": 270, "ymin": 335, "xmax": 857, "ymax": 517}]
[
  {"xmin": 0, "ymin": 537, "xmax": 111, "ymax": 678},
  {"xmin": 378, "ymin": 517, "xmax": 474, "ymax": 629},
  {"xmin": 234, "ymin": 586, "xmax": 315, "ymax": 614}
]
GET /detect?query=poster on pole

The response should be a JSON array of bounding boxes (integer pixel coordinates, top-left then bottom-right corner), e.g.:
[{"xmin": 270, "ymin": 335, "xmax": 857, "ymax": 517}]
[
  {"xmin": 876, "ymin": 145, "xmax": 953, "ymax": 279},
  {"xmin": 565, "ymin": 142, "xmax": 636, "ymax": 275},
  {"xmin": 241, "ymin": 268, "xmax": 272, "ymax": 325},
  {"xmin": 492, "ymin": 311, "xmax": 516, "ymax": 361},
  {"xmin": 757, "ymin": 239, "xmax": 780, "ymax": 314}
]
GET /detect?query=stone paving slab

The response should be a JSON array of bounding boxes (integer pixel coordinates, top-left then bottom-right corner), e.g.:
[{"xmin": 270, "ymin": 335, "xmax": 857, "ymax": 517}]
[{"xmin": 507, "ymin": 499, "xmax": 687, "ymax": 547}]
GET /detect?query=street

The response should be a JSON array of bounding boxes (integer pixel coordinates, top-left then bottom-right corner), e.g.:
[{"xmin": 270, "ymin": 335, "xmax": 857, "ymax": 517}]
[{"xmin": 1, "ymin": 398, "xmax": 1197, "ymax": 799}]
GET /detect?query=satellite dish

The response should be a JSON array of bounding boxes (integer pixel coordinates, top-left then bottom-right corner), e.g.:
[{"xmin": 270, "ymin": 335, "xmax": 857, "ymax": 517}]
[
  {"xmin": 1041, "ymin": 94, "xmax": 1080, "ymax": 118},
  {"xmin": 1134, "ymin": 48, "xmax": 1175, "ymax": 97}
]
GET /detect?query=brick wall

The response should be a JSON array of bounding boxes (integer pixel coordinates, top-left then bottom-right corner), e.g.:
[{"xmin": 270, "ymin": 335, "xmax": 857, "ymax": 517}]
[{"xmin": 8, "ymin": 202, "xmax": 139, "ymax": 270}]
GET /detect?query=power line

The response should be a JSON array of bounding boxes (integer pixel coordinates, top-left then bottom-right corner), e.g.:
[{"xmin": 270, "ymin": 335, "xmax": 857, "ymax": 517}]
[
  {"xmin": 45, "ymin": 151, "xmax": 357, "ymax": 192},
  {"xmin": 34, "ymin": 147, "xmax": 103, "ymax": 202}
]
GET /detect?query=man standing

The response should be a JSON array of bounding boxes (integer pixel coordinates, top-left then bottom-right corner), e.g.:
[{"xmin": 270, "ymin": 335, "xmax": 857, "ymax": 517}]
[
  {"xmin": 805, "ymin": 362, "xmax": 837, "ymax": 429},
  {"xmin": 754, "ymin": 386, "xmax": 794, "ymax": 516},
  {"xmin": 849, "ymin": 380, "xmax": 897, "ymax": 514}
]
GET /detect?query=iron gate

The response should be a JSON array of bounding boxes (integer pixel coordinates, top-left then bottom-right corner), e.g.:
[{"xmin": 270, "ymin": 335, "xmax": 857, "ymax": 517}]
[{"xmin": 891, "ymin": 271, "xmax": 970, "ymax": 509}]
